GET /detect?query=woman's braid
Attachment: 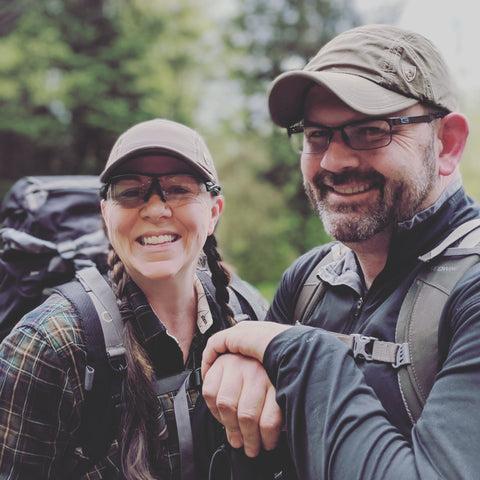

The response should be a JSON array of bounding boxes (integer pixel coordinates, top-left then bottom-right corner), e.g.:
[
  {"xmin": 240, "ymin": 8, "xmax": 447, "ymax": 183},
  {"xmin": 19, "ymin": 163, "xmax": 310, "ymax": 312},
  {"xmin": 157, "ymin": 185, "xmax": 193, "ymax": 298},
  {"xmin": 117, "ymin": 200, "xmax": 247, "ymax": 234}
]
[
  {"xmin": 203, "ymin": 235, "xmax": 235, "ymax": 326},
  {"xmin": 107, "ymin": 246, "xmax": 162, "ymax": 480}
]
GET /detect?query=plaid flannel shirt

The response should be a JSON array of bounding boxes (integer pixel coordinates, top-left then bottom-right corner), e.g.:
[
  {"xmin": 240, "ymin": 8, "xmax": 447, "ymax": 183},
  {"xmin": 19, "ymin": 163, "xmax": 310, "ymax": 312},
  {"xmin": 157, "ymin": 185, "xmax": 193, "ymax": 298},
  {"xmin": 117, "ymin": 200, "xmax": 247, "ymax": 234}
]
[{"xmin": 0, "ymin": 276, "xmax": 227, "ymax": 480}]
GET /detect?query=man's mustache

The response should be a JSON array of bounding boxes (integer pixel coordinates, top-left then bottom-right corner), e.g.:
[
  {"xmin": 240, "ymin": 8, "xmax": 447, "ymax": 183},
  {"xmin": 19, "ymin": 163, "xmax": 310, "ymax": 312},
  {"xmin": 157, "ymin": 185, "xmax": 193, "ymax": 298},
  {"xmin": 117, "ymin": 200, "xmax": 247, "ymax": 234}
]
[{"xmin": 311, "ymin": 170, "xmax": 385, "ymax": 190}]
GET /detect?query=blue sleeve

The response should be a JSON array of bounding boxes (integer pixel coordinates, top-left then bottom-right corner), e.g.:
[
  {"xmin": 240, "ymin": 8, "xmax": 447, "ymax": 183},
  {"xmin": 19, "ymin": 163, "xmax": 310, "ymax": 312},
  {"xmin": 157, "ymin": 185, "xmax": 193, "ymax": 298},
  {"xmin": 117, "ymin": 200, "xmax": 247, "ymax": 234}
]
[
  {"xmin": 264, "ymin": 273, "xmax": 480, "ymax": 480},
  {"xmin": 264, "ymin": 327, "xmax": 422, "ymax": 479}
]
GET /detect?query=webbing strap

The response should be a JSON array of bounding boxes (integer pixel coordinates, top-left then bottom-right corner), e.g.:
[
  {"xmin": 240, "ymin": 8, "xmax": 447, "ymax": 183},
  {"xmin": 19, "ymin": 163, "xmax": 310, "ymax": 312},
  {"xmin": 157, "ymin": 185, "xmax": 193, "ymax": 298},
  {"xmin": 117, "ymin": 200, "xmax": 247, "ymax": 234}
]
[
  {"xmin": 228, "ymin": 274, "xmax": 268, "ymax": 322},
  {"xmin": 76, "ymin": 267, "xmax": 125, "ymax": 365},
  {"xmin": 418, "ymin": 219, "xmax": 480, "ymax": 262},
  {"xmin": 333, "ymin": 333, "xmax": 410, "ymax": 368},
  {"xmin": 154, "ymin": 370, "xmax": 202, "ymax": 480},
  {"xmin": 226, "ymin": 285, "xmax": 247, "ymax": 322},
  {"xmin": 174, "ymin": 373, "xmax": 195, "ymax": 480}
]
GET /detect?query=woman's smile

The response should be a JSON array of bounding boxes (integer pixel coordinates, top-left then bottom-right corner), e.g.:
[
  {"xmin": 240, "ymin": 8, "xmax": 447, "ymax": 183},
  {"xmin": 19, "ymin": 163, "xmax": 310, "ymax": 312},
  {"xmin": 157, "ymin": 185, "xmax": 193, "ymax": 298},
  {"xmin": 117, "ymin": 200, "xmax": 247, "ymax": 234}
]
[{"xmin": 137, "ymin": 233, "xmax": 180, "ymax": 246}]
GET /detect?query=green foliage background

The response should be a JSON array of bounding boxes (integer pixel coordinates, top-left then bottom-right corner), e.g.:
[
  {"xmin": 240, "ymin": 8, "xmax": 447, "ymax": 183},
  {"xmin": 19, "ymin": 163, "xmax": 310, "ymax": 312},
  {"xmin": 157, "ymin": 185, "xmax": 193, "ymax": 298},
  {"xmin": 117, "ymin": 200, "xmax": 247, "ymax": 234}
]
[{"xmin": 1, "ymin": 0, "xmax": 479, "ymax": 299}]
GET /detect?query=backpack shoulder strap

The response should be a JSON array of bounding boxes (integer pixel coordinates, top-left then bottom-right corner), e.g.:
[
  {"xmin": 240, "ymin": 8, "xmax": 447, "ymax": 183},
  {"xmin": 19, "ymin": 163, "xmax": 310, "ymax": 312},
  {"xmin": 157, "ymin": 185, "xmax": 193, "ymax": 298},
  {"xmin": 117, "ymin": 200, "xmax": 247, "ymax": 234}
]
[
  {"xmin": 396, "ymin": 220, "xmax": 480, "ymax": 423},
  {"xmin": 294, "ymin": 243, "xmax": 346, "ymax": 325},
  {"xmin": 228, "ymin": 273, "xmax": 269, "ymax": 321},
  {"xmin": 75, "ymin": 266, "xmax": 125, "ymax": 366},
  {"xmin": 56, "ymin": 266, "xmax": 125, "ymax": 463},
  {"xmin": 292, "ymin": 221, "xmax": 480, "ymax": 423},
  {"xmin": 196, "ymin": 268, "xmax": 267, "ymax": 322}
]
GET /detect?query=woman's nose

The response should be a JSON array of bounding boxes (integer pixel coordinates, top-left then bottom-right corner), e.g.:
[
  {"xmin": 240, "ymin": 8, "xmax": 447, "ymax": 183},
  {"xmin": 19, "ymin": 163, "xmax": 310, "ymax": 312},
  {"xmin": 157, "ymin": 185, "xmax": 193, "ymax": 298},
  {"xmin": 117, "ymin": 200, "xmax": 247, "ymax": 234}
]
[{"xmin": 140, "ymin": 193, "xmax": 173, "ymax": 219}]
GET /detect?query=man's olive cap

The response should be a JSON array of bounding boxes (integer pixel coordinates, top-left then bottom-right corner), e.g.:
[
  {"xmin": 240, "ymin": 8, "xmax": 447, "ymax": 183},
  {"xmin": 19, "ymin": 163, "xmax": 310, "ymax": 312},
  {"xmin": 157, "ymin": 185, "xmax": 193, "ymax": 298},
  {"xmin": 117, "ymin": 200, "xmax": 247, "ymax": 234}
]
[{"xmin": 268, "ymin": 24, "xmax": 458, "ymax": 127}]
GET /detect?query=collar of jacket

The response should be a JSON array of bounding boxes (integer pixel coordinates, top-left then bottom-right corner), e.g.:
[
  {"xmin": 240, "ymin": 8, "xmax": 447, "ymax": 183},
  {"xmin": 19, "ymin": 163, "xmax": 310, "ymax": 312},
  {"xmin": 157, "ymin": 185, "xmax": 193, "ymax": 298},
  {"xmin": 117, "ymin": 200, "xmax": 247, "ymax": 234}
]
[
  {"xmin": 318, "ymin": 179, "xmax": 480, "ymax": 294},
  {"xmin": 389, "ymin": 178, "xmax": 479, "ymax": 267}
]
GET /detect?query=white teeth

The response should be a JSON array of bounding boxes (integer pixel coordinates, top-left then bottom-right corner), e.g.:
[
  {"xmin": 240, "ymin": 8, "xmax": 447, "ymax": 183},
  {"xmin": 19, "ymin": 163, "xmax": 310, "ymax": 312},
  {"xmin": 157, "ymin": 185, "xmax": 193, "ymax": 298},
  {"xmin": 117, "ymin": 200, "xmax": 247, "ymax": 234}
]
[
  {"xmin": 333, "ymin": 184, "xmax": 370, "ymax": 194},
  {"xmin": 141, "ymin": 234, "xmax": 177, "ymax": 245}
]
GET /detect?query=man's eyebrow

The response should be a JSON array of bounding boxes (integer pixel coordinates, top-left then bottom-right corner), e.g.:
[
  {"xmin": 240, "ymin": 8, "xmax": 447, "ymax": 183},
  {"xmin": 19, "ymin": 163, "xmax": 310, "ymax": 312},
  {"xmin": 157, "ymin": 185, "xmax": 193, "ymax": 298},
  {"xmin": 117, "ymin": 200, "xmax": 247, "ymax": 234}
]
[
  {"xmin": 304, "ymin": 117, "xmax": 387, "ymax": 129},
  {"xmin": 303, "ymin": 120, "xmax": 329, "ymax": 128}
]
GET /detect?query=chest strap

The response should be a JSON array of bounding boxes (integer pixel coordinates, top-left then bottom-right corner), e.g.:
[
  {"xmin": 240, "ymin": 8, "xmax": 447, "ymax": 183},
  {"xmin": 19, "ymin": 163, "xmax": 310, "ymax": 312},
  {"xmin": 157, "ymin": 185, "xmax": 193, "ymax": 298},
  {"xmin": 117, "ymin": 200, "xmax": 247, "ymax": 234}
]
[
  {"xmin": 331, "ymin": 333, "xmax": 410, "ymax": 368},
  {"xmin": 154, "ymin": 368, "xmax": 202, "ymax": 480}
]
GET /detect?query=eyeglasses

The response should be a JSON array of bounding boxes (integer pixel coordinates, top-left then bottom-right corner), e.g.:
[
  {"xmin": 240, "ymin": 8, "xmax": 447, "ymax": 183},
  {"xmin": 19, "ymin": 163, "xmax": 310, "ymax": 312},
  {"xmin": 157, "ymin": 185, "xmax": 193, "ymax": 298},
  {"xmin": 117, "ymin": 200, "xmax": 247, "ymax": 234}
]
[
  {"xmin": 101, "ymin": 173, "xmax": 221, "ymax": 208},
  {"xmin": 287, "ymin": 112, "xmax": 446, "ymax": 154}
]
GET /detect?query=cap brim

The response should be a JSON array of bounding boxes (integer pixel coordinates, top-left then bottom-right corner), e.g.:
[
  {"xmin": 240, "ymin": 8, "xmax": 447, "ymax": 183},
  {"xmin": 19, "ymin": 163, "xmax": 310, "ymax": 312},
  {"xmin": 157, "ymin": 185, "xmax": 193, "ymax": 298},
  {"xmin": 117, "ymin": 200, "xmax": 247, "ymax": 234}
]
[
  {"xmin": 100, "ymin": 119, "xmax": 219, "ymax": 184},
  {"xmin": 100, "ymin": 147, "xmax": 211, "ymax": 183},
  {"xmin": 268, "ymin": 70, "xmax": 419, "ymax": 127}
]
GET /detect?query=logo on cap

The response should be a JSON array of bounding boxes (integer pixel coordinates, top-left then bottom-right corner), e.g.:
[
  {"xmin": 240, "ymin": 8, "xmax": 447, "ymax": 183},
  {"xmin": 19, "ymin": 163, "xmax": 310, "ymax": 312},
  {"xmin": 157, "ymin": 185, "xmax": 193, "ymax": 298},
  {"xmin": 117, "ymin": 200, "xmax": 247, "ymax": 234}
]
[{"xmin": 402, "ymin": 62, "xmax": 417, "ymax": 83}]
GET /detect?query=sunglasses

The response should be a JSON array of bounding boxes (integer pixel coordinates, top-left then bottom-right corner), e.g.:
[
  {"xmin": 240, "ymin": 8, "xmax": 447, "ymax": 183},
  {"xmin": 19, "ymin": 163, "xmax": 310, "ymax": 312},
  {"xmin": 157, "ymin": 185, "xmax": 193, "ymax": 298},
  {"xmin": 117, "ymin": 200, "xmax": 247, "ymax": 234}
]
[{"xmin": 102, "ymin": 173, "xmax": 221, "ymax": 208}]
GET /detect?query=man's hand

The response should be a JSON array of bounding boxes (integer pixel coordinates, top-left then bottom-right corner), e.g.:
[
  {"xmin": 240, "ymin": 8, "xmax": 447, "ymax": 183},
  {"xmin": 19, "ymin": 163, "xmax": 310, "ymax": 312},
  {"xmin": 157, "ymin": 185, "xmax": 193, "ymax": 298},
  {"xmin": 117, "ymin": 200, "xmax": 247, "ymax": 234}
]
[
  {"xmin": 201, "ymin": 321, "xmax": 291, "ymax": 374},
  {"xmin": 201, "ymin": 322, "xmax": 291, "ymax": 457},
  {"xmin": 202, "ymin": 352, "xmax": 283, "ymax": 457}
]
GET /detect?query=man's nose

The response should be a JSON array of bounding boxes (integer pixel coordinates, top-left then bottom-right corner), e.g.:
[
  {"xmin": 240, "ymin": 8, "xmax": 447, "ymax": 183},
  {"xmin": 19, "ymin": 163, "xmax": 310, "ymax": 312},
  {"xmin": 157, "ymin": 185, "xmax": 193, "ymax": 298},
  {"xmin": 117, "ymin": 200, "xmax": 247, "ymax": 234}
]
[{"xmin": 318, "ymin": 131, "xmax": 361, "ymax": 172}]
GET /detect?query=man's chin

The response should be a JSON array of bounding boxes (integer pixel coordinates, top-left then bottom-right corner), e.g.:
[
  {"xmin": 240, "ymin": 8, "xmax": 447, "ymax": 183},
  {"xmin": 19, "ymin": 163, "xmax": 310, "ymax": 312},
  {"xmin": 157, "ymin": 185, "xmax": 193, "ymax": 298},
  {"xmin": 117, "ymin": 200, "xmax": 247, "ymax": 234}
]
[{"xmin": 320, "ymin": 211, "xmax": 384, "ymax": 243}]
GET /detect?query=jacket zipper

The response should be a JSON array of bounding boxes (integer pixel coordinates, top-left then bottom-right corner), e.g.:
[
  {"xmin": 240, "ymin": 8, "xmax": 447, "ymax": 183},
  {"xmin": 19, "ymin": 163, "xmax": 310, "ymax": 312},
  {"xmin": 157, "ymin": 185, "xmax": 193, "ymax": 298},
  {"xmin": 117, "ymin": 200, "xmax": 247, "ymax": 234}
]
[
  {"xmin": 344, "ymin": 296, "xmax": 364, "ymax": 333},
  {"xmin": 354, "ymin": 297, "xmax": 364, "ymax": 319}
]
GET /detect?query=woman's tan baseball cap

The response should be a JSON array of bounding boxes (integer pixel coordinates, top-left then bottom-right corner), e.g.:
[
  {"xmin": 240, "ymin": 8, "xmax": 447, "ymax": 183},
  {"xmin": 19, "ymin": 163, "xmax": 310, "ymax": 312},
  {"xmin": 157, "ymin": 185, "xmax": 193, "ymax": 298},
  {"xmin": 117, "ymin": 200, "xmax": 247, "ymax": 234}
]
[
  {"xmin": 100, "ymin": 119, "xmax": 219, "ymax": 183},
  {"xmin": 268, "ymin": 24, "xmax": 458, "ymax": 127}
]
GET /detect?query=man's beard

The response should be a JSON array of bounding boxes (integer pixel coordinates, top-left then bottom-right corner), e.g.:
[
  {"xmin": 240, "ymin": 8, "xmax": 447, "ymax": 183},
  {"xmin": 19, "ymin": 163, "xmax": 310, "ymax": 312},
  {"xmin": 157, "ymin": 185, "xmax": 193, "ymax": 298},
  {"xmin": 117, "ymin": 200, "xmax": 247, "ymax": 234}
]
[{"xmin": 305, "ymin": 138, "xmax": 437, "ymax": 243}]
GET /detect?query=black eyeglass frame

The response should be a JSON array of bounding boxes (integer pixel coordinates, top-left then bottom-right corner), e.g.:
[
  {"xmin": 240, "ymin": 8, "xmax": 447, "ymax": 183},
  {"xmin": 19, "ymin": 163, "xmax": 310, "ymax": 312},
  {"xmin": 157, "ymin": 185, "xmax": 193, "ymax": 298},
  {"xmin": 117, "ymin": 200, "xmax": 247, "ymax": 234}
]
[
  {"xmin": 100, "ymin": 173, "xmax": 222, "ymax": 201},
  {"xmin": 287, "ymin": 112, "xmax": 447, "ymax": 154}
]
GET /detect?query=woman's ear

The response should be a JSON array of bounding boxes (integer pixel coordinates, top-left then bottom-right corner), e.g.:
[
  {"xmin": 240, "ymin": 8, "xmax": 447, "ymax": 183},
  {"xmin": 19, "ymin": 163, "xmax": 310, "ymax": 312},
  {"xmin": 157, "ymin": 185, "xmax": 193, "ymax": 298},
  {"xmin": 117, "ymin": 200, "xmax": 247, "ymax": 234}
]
[
  {"xmin": 208, "ymin": 196, "xmax": 224, "ymax": 235},
  {"xmin": 100, "ymin": 199, "xmax": 111, "ymax": 234},
  {"xmin": 437, "ymin": 112, "xmax": 469, "ymax": 176},
  {"xmin": 100, "ymin": 199, "xmax": 107, "ymax": 222}
]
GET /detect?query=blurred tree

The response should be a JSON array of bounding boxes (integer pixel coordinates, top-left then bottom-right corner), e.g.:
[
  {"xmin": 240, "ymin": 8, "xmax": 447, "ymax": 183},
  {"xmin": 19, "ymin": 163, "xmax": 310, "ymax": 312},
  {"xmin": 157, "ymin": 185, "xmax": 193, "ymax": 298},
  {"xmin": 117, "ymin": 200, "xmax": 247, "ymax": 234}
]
[
  {"xmin": 210, "ymin": 0, "xmax": 406, "ymax": 287},
  {"xmin": 0, "ymin": 0, "xmax": 215, "ymax": 178},
  {"xmin": 0, "ymin": 0, "xmax": 406, "ymax": 290},
  {"xmin": 209, "ymin": 0, "xmax": 363, "ymax": 284}
]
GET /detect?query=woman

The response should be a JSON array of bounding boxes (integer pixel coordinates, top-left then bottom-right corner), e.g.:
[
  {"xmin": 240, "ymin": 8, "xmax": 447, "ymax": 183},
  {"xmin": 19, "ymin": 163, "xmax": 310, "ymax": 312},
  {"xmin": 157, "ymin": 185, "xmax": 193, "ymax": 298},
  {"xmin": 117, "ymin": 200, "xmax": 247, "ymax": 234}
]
[{"xmin": 0, "ymin": 119, "xmax": 272, "ymax": 479}]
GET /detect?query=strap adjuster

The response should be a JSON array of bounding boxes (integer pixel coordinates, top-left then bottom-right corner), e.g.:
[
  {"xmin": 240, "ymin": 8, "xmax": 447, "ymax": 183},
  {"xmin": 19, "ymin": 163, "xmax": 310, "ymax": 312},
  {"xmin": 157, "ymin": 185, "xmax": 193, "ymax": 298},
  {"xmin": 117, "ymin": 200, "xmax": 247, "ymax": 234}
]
[
  {"xmin": 393, "ymin": 342, "xmax": 411, "ymax": 369},
  {"xmin": 351, "ymin": 334, "xmax": 377, "ymax": 361}
]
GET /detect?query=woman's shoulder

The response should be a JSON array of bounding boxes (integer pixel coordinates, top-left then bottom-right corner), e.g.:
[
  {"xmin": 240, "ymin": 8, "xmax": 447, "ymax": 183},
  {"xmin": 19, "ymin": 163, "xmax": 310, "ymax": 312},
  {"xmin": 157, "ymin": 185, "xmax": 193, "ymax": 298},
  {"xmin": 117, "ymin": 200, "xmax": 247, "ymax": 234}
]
[
  {"xmin": 0, "ymin": 293, "xmax": 88, "ymax": 420},
  {"xmin": 4, "ymin": 293, "xmax": 86, "ymax": 359}
]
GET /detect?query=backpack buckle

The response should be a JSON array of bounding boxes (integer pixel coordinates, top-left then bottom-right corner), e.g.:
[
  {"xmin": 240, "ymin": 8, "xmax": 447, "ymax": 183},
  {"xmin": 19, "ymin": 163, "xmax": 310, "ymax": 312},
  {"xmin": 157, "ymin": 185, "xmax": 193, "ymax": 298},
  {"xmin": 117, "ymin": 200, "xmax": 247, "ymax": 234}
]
[
  {"xmin": 351, "ymin": 334, "xmax": 377, "ymax": 361},
  {"xmin": 392, "ymin": 342, "xmax": 411, "ymax": 369}
]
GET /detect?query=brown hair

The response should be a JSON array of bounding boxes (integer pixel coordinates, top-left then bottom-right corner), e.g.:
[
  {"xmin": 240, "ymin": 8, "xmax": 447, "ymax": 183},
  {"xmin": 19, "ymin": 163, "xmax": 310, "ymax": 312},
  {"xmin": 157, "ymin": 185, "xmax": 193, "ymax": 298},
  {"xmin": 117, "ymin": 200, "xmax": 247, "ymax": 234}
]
[{"xmin": 107, "ymin": 233, "xmax": 233, "ymax": 479}]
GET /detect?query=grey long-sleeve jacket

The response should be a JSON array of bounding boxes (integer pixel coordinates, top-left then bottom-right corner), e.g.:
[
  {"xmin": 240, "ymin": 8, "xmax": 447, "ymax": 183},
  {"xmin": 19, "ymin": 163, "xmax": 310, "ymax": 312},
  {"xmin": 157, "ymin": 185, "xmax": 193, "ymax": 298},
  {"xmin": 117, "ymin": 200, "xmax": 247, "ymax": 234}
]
[{"xmin": 263, "ymin": 181, "xmax": 480, "ymax": 479}]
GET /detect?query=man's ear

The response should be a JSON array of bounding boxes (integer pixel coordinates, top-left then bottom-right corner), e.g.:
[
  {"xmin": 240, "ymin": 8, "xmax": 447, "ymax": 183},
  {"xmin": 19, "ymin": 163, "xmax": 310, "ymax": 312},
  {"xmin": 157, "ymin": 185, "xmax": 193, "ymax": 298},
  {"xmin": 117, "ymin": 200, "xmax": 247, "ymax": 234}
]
[{"xmin": 437, "ymin": 112, "xmax": 469, "ymax": 176}]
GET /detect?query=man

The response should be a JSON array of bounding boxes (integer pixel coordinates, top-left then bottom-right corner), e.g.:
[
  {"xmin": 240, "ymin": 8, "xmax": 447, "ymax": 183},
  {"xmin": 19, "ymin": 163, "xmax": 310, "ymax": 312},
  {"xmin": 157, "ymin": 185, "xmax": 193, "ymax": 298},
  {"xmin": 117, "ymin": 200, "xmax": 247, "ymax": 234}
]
[{"xmin": 202, "ymin": 24, "xmax": 480, "ymax": 479}]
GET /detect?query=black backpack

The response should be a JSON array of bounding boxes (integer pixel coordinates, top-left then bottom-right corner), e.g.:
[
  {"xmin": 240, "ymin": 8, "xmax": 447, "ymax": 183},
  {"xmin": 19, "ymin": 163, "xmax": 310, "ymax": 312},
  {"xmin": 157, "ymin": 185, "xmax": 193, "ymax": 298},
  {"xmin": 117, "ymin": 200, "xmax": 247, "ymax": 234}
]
[{"xmin": 0, "ymin": 175, "xmax": 109, "ymax": 341}]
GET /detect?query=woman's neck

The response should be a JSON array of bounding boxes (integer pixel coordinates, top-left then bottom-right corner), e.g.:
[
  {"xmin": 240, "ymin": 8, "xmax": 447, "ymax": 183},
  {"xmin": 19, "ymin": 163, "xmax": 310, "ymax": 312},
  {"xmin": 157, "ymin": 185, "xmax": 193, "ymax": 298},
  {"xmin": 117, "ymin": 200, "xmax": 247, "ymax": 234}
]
[{"xmin": 143, "ymin": 276, "xmax": 198, "ymax": 363}]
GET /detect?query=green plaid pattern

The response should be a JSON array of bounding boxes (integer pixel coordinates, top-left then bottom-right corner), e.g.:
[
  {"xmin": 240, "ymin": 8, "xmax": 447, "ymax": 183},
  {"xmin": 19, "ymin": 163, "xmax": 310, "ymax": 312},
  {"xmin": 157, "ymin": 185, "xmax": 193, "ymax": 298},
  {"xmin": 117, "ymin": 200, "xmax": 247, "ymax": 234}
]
[{"xmin": 0, "ymin": 278, "xmax": 225, "ymax": 479}]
